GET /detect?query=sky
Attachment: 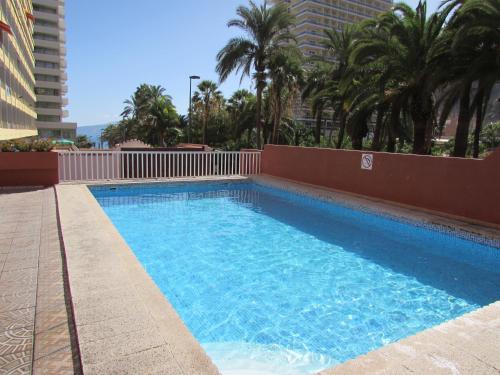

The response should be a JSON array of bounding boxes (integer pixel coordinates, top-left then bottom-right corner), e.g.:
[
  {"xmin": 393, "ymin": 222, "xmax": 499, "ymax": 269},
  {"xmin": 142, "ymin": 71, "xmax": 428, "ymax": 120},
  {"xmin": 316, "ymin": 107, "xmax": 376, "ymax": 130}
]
[{"xmin": 66, "ymin": 0, "xmax": 442, "ymax": 127}]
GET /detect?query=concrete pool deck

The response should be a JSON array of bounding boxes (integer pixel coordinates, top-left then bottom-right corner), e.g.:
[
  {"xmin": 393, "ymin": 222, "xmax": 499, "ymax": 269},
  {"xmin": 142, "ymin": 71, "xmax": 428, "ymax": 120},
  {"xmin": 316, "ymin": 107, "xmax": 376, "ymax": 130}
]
[
  {"xmin": 2, "ymin": 176, "xmax": 498, "ymax": 374},
  {"xmin": 0, "ymin": 187, "xmax": 80, "ymax": 374}
]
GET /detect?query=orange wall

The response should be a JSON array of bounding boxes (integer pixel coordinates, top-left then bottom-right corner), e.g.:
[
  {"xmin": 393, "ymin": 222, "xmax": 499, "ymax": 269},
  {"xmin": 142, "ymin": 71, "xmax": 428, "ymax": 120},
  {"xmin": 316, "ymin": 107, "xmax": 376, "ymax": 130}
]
[
  {"xmin": 0, "ymin": 152, "xmax": 59, "ymax": 187},
  {"xmin": 262, "ymin": 145, "xmax": 500, "ymax": 225}
]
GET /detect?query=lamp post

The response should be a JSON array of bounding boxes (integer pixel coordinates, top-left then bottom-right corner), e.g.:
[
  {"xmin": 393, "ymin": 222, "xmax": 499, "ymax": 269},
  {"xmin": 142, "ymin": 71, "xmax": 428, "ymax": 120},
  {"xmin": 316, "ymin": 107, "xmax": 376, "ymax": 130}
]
[{"xmin": 188, "ymin": 75, "xmax": 200, "ymax": 143}]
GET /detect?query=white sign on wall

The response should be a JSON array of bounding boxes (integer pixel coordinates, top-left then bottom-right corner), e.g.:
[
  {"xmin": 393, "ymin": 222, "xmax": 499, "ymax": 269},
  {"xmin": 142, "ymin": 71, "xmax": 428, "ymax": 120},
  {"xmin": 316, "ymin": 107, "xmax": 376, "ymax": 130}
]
[{"xmin": 361, "ymin": 154, "xmax": 374, "ymax": 170}]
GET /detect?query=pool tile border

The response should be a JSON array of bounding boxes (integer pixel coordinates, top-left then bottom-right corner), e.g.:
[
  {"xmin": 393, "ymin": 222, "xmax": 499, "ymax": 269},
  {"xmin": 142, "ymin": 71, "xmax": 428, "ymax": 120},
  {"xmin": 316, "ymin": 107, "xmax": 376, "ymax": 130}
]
[
  {"xmin": 56, "ymin": 183, "xmax": 221, "ymax": 375},
  {"xmin": 251, "ymin": 175, "xmax": 500, "ymax": 248},
  {"xmin": 56, "ymin": 176, "xmax": 499, "ymax": 375}
]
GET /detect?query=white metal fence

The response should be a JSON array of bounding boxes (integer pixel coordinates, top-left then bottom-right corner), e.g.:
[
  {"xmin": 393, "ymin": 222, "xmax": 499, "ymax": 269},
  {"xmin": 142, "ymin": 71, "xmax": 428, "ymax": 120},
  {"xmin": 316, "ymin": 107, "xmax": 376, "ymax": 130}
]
[{"xmin": 58, "ymin": 151, "xmax": 261, "ymax": 182}]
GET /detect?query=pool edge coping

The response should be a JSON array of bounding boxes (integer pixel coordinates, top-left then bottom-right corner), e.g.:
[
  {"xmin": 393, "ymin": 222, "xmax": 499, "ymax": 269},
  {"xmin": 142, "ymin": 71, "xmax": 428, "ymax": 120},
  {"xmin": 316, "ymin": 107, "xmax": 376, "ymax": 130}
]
[
  {"xmin": 56, "ymin": 183, "xmax": 222, "ymax": 374},
  {"xmin": 57, "ymin": 176, "xmax": 500, "ymax": 374},
  {"xmin": 251, "ymin": 175, "xmax": 500, "ymax": 247}
]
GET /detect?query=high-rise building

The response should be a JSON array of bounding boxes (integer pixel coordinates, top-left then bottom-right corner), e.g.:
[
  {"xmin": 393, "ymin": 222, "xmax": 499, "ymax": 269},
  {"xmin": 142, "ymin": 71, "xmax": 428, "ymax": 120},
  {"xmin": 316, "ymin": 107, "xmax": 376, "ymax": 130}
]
[
  {"xmin": 272, "ymin": 0, "xmax": 393, "ymax": 126},
  {"xmin": 273, "ymin": 0, "xmax": 392, "ymax": 58},
  {"xmin": 32, "ymin": 0, "xmax": 76, "ymax": 139},
  {"xmin": 0, "ymin": 0, "xmax": 38, "ymax": 141}
]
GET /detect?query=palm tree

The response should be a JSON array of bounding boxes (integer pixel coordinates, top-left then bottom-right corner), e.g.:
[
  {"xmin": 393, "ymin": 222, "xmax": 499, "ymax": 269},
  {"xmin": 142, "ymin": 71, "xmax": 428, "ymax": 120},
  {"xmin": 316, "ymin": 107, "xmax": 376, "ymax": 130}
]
[
  {"xmin": 351, "ymin": 2, "xmax": 448, "ymax": 154},
  {"xmin": 216, "ymin": 1, "xmax": 296, "ymax": 149},
  {"xmin": 268, "ymin": 48, "xmax": 304, "ymax": 144},
  {"xmin": 322, "ymin": 25, "xmax": 358, "ymax": 149},
  {"xmin": 227, "ymin": 89, "xmax": 256, "ymax": 145},
  {"xmin": 302, "ymin": 62, "xmax": 331, "ymax": 145},
  {"xmin": 192, "ymin": 80, "xmax": 223, "ymax": 145},
  {"xmin": 117, "ymin": 84, "xmax": 180, "ymax": 146},
  {"xmin": 440, "ymin": 0, "xmax": 500, "ymax": 157}
]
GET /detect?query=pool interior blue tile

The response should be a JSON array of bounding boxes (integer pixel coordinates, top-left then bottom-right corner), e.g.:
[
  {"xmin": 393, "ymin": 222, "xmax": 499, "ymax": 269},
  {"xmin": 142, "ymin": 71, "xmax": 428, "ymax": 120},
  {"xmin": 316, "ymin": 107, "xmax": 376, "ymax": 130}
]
[{"xmin": 91, "ymin": 182, "xmax": 500, "ymax": 374}]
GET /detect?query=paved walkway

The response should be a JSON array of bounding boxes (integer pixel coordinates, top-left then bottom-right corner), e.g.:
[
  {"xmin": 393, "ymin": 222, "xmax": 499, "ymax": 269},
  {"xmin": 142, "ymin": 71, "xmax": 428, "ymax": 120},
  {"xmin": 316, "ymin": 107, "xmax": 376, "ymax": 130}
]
[{"xmin": 0, "ymin": 188, "xmax": 80, "ymax": 375}]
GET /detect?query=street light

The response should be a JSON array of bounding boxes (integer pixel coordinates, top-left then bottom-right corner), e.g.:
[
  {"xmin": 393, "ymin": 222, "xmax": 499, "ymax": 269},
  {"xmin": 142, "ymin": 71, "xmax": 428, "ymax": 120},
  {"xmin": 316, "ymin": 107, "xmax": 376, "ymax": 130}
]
[{"xmin": 188, "ymin": 75, "xmax": 200, "ymax": 143}]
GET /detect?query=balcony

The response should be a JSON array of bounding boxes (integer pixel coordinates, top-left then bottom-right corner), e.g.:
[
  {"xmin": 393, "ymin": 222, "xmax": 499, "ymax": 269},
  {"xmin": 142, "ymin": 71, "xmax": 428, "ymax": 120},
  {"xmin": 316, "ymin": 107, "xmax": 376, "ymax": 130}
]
[
  {"xmin": 34, "ymin": 38, "xmax": 62, "ymax": 51},
  {"xmin": 35, "ymin": 66, "xmax": 62, "ymax": 76},
  {"xmin": 34, "ymin": 53, "xmax": 60, "ymax": 63},
  {"xmin": 36, "ymin": 80, "xmax": 62, "ymax": 90},
  {"xmin": 36, "ymin": 107, "xmax": 63, "ymax": 116},
  {"xmin": 36, "ymin": 94, "xmax": 63, "ymax": 103},
  {"xmin": 34, "ymin": 24, "xmax": 59, "ymax": 36},
  {"xmin": 33, "ymin": 10, "xmax": 59, "ymax": 23}
]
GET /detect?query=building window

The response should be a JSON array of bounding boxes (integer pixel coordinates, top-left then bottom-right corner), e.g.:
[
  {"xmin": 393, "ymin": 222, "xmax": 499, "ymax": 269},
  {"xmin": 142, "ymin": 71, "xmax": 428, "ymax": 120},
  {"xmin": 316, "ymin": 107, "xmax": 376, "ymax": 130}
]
[
  {"xmin": 34, "ymin": 32, "xmax": 58, "ymax": 42},
  {"xmin": 34, "ymin": 46, "xmax": 59, "ymax": 56},
  {"xmin": 35, "ymin": 74, "xmax": 59, "ymax": 82},
  {"xmin": 33, "ymin": 4, "xmax": 58, "ymax": 14},
  {"xmin": 35, "ymin": 87, "xmax": 60, "ymax": 96},
  {"xmin": 34, "ymin": 19, "xmax": 58, "ymax": 28},
  {"xmin": 35, "ymin": 60, "xmax": 60, "ymax": 69},
  {"xmin": 36, "ymin": 101, "xmax": 61, "ymax": 109},
  {"xmin": 37, "ymin": 114, "xmax": 61, "ymax": 122}
]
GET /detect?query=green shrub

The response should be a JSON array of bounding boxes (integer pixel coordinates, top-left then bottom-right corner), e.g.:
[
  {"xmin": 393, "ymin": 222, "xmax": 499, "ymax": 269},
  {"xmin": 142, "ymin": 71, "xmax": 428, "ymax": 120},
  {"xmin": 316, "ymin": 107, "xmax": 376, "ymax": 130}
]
[
  {"xmin": 31, "ymin": 139, "xmax": 54, "ymax": 152},
  {"xmin": 0, "ymin": 141, "xmax": 15, "ymax": 152},
  {"xmin": 13, "ymin": 140, "xmax": 32, "ymax": 152}
]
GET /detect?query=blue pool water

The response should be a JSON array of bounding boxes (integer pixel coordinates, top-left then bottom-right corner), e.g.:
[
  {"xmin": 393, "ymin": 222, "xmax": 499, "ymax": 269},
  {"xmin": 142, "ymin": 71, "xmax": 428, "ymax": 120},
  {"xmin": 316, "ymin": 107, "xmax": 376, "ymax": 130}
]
[{"xmin": 91, "ymin": 182, "xmax": 500, "ymax": 374}]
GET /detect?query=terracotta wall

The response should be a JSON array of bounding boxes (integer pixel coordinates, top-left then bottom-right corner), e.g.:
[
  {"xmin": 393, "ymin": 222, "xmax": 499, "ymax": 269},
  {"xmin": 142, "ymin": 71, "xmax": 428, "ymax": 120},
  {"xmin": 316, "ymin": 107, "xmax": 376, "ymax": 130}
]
[
  {"xmin": 0, "ymin": 152, "xmax": 59, "ymax": 187},
  {"xmin": 262, "ymin": 145, "xmax": 500, "ymax": 225}
]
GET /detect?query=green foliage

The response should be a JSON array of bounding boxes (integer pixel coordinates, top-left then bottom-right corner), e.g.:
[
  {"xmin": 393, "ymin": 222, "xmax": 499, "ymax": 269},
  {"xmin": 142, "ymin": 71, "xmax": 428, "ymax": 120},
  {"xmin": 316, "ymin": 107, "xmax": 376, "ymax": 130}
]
[
  {"xmin": 31, "ymin": 139, "xmax": 54, "ymax": 152},
  {"xmin": 0, "ymin": 139, "xmax": 54, "ymax": 152},
  {"xmin": 480, "ymin": 122, "xmax": 500, "ymax": 150},
  {"xmin": 13, "ymin": 140, "xmax": 32, "ymax": 152},
  {"xmin": 75, "ymin": 135, "xmax": 94, "ymax": 149},
  {"xmin": 98, "ymin": 0, "xmax": 498, "ymax": 156},
  {"xmin": 101, "ymin": 84, "xmax": 180, "ymax": 147},
  {"xmin": 216, "ymin": 0, "xmax": 296, "ymax": 148},
  {"xmin": 0, "ymin": 141, "xmax": 15, "ymax": 152}
]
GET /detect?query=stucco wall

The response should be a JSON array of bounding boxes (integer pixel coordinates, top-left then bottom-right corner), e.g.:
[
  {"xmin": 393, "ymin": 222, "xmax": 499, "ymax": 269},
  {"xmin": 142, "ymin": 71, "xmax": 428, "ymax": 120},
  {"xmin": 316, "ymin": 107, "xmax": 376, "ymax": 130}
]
[
  {"xmin": 0, "ymin": 152, "xmax": 59, "ymax": 187},
  {"xmin": 261, "ymin": 145, "xmax": 500, "ymax": 225}
]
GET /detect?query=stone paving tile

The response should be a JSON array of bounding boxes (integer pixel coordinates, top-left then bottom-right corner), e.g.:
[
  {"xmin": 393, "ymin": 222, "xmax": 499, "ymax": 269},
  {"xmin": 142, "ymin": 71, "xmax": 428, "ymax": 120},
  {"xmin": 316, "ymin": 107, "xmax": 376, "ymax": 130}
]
[
  {"xmin": 0, "ymin": 292, "xmax": 36, "ymax": 314},
  {"xmin": 0, "ymin": 308, "xmax": 35, "ymax": 333},
  {"xmin": 33, "ymin": 347, "xmax": 78, "ymax": 375},
  {"xmin": 33, "ymin": 322, "xmax": 72, "ymax": 360},
  {"xmin": 0, "ymin": 327, "xmax": 33, "ymax": 356},
  {"xmin": 0, "ymin": 351, "xmax": 31, "ymax": 375},
  {"xmin": 0, "ymin": 240, "xmax": 12, "ymax": 254},
  {"xmin": 0, "ymin": 188, "xmax": 81, "ymax": 375}
]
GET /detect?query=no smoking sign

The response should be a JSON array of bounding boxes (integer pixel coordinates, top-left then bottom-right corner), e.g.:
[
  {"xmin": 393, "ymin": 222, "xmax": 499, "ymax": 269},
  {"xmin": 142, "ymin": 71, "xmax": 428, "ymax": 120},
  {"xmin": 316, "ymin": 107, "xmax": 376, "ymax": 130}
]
[{"xmin": 361, "ymin": 154, "xmax": 374, "ymax": 170}]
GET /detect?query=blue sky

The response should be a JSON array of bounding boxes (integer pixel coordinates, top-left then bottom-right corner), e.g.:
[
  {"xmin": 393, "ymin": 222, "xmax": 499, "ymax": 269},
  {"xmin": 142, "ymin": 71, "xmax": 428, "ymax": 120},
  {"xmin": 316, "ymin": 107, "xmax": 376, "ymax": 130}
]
[{"xmin": 66, "ymin": 0, "xmax": 442, "ymax": 127}]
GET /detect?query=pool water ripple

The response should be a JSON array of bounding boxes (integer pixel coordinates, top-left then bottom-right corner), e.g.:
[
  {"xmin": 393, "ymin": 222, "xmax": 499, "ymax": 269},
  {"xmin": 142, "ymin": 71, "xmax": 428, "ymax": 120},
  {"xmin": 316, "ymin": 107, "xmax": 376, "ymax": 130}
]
[{"xmin": 92, "ymin": 182, "xmax": 500, "ymax": 374}]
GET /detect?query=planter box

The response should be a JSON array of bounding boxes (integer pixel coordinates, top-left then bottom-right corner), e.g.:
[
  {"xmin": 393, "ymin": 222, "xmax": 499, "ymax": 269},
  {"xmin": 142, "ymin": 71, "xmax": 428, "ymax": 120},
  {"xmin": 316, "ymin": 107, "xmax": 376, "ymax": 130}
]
[{"xmin": 0, "ymin": 152, "xmax": 59, "ymax": 187}]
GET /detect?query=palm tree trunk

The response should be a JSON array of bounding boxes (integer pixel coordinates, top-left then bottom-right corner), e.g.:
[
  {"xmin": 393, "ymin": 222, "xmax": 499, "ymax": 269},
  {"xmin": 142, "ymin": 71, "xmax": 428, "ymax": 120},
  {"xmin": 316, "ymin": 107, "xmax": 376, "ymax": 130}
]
[
  {"xmin": 453, "ymin": 82, "xmax": 472, "ymax": 157},
  {"xmin": 275, "ymin": 104, "xmax": 282, "ymax": 144},
  {"xmin": 314, "ymin": 109, "xmax": 322, "ymax": 145},
  {"xmin": 371, "ymin": 105, "xmax": 385, "ymax": 151},
  {"xmin": 472, "ymin": 90, "xmax": 484, "ymax": 159},
  {"xmin": 335, "ymin": 104, "xmax": 346, "ymax": 149},
  {"xmin": 202, "ymin": 116, "xmax": 207, "ymax": 145},
  {"xmin": 272, "ymin": 93, "xmax": 281, "ymax": 144},
  {"xmin": 387, "ymin": 102, "xmax": 400, "ymax": 153},
  {"xmin": 255, "ymin": 74, "xmax": 264, "ymax": 150}
]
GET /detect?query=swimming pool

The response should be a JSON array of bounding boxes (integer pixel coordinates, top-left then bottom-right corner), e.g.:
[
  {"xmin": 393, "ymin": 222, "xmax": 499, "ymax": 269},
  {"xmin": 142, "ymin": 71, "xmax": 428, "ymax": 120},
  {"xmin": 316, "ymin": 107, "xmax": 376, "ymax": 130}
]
[{"xmin": 91, "ymin": 182, "xmax": 500, "ymax": 374}]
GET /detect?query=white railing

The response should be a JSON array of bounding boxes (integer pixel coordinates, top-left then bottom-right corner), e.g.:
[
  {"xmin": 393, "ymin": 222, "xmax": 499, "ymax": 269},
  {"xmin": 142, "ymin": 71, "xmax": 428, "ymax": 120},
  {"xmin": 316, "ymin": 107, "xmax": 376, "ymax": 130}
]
[{"xmin": 58, "ymin": 151, "xmax": 261, "ymax": 182}]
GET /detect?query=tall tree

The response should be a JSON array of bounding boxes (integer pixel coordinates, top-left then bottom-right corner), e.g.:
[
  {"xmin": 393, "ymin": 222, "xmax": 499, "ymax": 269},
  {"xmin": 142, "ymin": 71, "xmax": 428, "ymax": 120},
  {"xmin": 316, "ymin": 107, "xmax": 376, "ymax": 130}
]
[
  {"xmin": 302, "ymin": 62, "xmax": 331, "ymax": 145},
  {"xmin": 192, "ymin": 80, "xmax": 223, "ymax": 145},
  {"xmin": 268, "ymin": 48, "xmax": 304, "ymax": 144},
  {"xmin": 350, "ymin": 2, "xmax": 448, "ymax": 154},
  {"xmin": 322, "ymin": 25, "xmax": 358, "ymax": 149},
  {"xmin": 216, "ymin": 0, "xmax": 295, "ymax": 149}
]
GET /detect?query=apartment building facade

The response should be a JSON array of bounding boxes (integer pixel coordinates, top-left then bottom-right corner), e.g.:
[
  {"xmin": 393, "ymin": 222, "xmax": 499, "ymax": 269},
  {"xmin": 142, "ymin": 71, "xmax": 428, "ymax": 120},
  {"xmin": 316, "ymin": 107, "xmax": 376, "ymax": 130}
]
[
  {"xmin": 272, "ymin": 0, "xmax": 392, "ymax": 126},
  {"xmin": 33, "ymin": 0, "xmax": 75, "ymax": 139},
  {"xmin": 0, "ymin": 0, "xmax": 38, "ymax": 141}
]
